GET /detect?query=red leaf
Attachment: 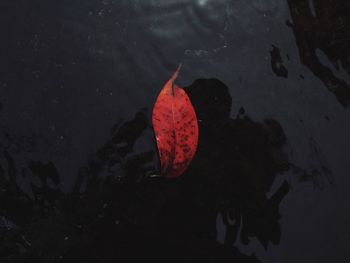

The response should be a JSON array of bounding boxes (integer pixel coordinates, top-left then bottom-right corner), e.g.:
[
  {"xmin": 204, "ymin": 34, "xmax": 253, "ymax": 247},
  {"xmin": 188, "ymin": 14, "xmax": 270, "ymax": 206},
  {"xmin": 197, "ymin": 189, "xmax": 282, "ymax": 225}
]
[{"xmin": 152, "ymin": 65, "xmax": 199, "ymax": 178}]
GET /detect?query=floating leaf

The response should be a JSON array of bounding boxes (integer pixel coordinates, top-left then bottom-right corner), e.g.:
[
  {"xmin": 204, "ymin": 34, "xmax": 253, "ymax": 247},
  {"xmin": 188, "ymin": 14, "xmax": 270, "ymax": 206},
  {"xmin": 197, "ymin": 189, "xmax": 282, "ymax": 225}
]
[{"xmin": 152, "ymin": 65, "xmax": 199, "ymax": 178}]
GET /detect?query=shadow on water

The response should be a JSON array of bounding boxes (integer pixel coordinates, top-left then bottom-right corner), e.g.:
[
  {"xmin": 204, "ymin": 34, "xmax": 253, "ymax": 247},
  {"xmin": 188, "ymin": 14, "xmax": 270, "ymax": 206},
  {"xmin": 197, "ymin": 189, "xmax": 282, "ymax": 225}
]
[{"xmin": 0, "ymin": 78, "xmax": 333, "ymax": 262}]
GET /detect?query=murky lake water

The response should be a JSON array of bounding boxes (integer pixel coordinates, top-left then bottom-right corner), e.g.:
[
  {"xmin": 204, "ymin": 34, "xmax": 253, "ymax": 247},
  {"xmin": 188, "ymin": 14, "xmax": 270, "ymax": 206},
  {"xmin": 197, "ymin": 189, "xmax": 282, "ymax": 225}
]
[{"xmin": 0, "ymin": 0, "xmax": 349, "ymax": 262}]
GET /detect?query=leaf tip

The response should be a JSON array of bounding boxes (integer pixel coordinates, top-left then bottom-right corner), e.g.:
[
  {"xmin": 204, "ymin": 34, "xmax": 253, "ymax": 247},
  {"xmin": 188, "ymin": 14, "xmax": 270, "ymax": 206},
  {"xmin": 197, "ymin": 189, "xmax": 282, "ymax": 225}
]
[{"xmin": 170, "ymin": 64, "xmax": 182, "ymax": 82}]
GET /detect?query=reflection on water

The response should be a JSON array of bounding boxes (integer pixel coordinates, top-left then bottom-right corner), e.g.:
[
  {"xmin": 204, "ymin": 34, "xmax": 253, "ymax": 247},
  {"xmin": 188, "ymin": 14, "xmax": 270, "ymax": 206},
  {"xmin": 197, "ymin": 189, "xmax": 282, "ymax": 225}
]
[
  {"xmin": 287, "ymin": 0, "xmax": 350, "ymax": 107},
  {"xmin": 0, "ymin": 0, "xmax": 349, "ymax": 262},
  {"xmin": 0, "ymin": 78, "xmax": 334, "ymax": 262}
]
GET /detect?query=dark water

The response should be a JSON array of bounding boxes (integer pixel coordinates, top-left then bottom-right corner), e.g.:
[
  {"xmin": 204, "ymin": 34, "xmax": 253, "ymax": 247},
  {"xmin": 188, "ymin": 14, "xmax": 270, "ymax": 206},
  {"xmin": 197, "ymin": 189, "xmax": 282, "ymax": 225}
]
[{"xmin": 0, "ymin": 0, "xmax": 349, "ymax": 262}]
